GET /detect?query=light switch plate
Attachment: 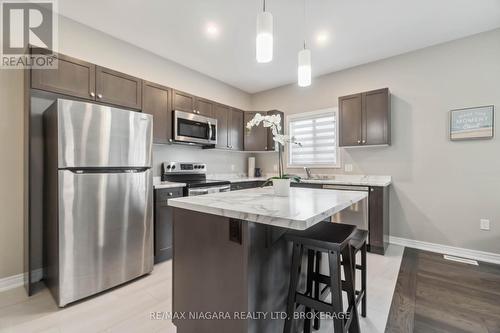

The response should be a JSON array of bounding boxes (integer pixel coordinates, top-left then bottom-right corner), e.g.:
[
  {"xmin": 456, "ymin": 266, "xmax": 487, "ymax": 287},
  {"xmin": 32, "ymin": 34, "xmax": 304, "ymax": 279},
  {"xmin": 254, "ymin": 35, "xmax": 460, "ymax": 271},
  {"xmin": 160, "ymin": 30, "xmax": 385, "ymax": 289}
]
[
  {"xmin": 344, "ymin": 164, "xmax": 353, "ymax": 172},
  {"xmin": 480, "ymin": 219, "xmax": 490, "ymax": 231}
]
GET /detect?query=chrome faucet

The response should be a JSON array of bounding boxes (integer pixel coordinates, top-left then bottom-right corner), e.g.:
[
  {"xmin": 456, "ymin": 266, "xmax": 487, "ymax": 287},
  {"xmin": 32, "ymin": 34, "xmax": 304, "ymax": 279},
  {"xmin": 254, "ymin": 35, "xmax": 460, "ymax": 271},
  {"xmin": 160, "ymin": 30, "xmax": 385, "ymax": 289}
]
[{"xmin": 304, "ymin": 167, "xmax": 312, "ymax": 179}]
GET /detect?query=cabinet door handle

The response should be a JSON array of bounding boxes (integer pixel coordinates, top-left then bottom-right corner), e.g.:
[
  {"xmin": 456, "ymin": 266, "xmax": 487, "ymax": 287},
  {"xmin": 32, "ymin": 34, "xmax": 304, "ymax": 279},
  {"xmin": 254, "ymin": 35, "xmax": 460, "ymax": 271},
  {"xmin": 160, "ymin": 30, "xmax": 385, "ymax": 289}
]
[
  {"xmin": 168, "ymin": 192, "xmax": 173, "ymax": 196},
  {"xmin": 357, "ymin": 140, "xmax": 361, "ymax": 144},
  {"xmin": 362, "ymin": 140, "xmax": 366, "ymax": 144},
  {"xmin": 97, "ymin": 93, "xmax": 103, "ymax": 99},
  {"xmin": 90, "ymin": 92, "xmax": 95, "ymax": 97}
]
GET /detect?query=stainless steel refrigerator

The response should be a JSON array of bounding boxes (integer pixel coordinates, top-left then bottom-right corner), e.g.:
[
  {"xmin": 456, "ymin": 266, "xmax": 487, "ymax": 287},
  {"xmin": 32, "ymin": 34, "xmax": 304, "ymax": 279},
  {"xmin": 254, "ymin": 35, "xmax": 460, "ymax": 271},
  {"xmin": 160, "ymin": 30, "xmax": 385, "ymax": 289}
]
[{"xmin": 43, "ymin": 99, "xmax": 153, "ymax": 307}]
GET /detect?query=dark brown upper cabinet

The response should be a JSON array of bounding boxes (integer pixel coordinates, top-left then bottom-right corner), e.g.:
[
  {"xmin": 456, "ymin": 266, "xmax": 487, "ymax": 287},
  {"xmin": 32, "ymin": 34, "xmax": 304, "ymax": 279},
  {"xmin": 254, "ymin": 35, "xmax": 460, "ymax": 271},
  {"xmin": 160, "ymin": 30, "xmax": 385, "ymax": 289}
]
[
  {"xmin": 214, "ymin": 105, "xmax": 244, "ymax": 150},
  {"xmin": 195, "ymin": 98, "xmax": 214, "ymax": 118},
  {"xmin": 214, "ymin": 104, "xmax": 230, "ymax": 149},
  {"xmin": 266, "ymin": 110, "xmax": 284, "ymax": 151},
  {"xmin": 244, "ymin": 112, "xmax": 267, "ymax": 151},
  {"xmin": 31, "ymin": 52, "xmax": 96, "ymax": 100},
  {"xmin": 95, "ymin": 66, "xmax": 142, "ymax": 110},
  {"xmin": 172, "ymin": 90, "xmax": 214, "ymax": 117},
  {"xmin": 244, "ymin": 110, "xmax": 283, "ymax": 151},
  {"xmin": 142, "ymin": 81, "xmax": 172, "ymax": 144},
  {"xmin": 228, "ymin": 109, "xmax": 244, "ymax": 151},
  {"xmin": 31, "ymin": 50, "xmax": 142, "ymax": 110},
  {"xmin": 339, "ymin": 88, "xmax": 390, "ymax": 147},
  {"xmin": 363, "ymin": 88, "xmax": 391, "ymax": 145},
  {"xmin": 172, "ymin": 90, "xmax": 195, "ymax": 113}
]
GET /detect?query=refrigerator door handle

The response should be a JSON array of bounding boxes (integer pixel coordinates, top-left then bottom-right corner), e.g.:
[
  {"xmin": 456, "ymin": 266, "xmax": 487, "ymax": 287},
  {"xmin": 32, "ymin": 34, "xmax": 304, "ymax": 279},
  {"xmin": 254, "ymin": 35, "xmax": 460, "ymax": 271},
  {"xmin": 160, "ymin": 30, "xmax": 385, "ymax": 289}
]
[{"xmin": 65, "ymin": 167, "xmax": 150, "ymax": 174}]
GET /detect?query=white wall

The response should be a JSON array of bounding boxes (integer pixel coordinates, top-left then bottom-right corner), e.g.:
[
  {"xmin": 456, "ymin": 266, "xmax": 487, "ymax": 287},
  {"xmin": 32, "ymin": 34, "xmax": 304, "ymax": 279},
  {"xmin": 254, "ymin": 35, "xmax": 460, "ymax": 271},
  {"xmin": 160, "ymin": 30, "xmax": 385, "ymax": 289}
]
[
  {"xmin": 0, "ymin": 15, "xmax": 253, "ymax": 280},
  {"xmin": 251, "ymin": 29, "xmax": 500, "ymax": 254}
]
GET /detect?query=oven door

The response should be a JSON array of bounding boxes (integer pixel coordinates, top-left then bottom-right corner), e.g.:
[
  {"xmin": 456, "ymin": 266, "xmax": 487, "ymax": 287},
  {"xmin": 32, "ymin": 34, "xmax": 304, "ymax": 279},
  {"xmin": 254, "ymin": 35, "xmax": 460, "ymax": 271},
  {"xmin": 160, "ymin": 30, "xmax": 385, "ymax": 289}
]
[{"xmin": 173, "ymin": 110, "xmax": 217, "ymax": 145}]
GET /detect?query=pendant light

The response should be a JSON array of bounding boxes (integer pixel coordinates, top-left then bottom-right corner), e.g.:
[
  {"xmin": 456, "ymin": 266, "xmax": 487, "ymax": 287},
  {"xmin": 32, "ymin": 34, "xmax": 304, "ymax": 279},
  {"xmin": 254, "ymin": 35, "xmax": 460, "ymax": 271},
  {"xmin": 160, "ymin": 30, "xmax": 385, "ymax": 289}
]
[
  {"xmin": 298, "ymin": 0, "xmax": 311, "ymax": 87},
  {"xmin": 256, "ymin": 0, "xmax": 273, "ymax": 63},
  {"xmin": 298, "ymin": 43, "xmax": 311, "ymax": 87}
]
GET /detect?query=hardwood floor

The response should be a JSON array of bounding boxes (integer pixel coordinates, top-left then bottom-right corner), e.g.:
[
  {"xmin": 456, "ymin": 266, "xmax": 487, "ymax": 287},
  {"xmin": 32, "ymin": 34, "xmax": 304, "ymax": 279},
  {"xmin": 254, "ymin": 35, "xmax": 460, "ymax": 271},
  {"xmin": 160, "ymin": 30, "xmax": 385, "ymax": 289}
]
[{"xmin": 385, "ymin": 248, "xmax": 500, "ymax": 333}]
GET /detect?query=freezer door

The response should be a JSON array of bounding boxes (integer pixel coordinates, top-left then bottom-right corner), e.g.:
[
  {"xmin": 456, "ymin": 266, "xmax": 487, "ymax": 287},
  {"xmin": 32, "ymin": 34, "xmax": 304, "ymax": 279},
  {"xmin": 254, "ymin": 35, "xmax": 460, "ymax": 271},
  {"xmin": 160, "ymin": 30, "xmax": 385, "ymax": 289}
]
[
  {"xmin": 56, "ymin": 99, "xmax": 152, "ymax": 168},
  {"xmin": 57, "ymin": 169, "xmax": 153, "ymax": 306}
]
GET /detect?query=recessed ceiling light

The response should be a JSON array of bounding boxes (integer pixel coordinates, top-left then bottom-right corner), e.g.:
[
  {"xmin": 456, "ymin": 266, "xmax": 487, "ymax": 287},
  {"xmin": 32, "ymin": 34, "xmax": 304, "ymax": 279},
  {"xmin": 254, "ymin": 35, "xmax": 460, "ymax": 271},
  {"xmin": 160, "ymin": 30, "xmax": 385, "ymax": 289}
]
[
  {"xmin": 205, "ymin": 22, "xmax": 219, "ymax": 38},
  {"xmin": 315, "ymin": 31, "xmax": 329, "ymax": 45}
]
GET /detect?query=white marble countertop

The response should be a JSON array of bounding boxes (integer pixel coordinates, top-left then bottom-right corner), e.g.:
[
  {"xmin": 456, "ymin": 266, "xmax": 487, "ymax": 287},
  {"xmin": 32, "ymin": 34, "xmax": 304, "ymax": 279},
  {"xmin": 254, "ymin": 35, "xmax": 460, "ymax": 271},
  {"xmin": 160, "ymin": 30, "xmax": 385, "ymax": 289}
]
[
  {"xmin": 209, "ymin": 174, "xmax": 391, "ymax": 187},
  {"xmin": 168, "ymin": 187, "xmax": 367, "ymax": 230},
  {"xmin": 300, "ymin": 175, "xmax": 391, "ymax": 187},
  {"xmin": 225, "ymin": 177, "xmax": 269, "ymax": 183},
  {"xmin": 153, "ymin": 177, "xmax": 186, "ymax": 189}
]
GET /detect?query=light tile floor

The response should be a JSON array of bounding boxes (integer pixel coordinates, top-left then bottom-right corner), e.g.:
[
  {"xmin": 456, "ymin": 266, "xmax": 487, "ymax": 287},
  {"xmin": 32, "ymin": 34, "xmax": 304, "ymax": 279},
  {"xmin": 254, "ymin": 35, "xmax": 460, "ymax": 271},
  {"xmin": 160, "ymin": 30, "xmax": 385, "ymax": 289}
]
[{"xmin": 0, "ymin": 245, "xmax": 404, "ymax": 333}]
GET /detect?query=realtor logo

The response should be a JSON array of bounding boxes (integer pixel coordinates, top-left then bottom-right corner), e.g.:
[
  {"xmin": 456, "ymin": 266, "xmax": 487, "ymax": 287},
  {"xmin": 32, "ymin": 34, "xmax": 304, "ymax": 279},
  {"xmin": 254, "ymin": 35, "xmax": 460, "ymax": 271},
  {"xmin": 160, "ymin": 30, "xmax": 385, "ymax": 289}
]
[{"xmin": 1, "ymin": 0, "xmax": 58, "ymax": 68}]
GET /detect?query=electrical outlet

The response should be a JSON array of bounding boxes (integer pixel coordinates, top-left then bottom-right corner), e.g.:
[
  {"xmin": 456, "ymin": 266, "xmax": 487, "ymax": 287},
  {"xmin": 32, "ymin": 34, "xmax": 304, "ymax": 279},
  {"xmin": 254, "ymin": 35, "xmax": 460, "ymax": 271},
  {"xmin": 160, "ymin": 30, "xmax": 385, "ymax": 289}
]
[
  {"xmin": 480, "ymin": 219, "xmax": 490, "ymax": 231},
  {"xmin": 344, "ymin": 164, "xmax": 353, "ymax": 173}
]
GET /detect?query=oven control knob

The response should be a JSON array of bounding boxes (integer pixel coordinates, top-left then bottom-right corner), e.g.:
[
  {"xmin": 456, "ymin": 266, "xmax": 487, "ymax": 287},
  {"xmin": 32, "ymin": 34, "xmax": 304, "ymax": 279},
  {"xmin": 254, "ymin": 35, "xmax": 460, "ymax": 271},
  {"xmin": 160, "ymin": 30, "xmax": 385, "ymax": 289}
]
[
  {"xmin": 171, "ymin": 165, "xmax": 176, "ymax": 170},
  {"xmin": 166, "ymin": 165, "xmax": 171, "ymax": 169}
]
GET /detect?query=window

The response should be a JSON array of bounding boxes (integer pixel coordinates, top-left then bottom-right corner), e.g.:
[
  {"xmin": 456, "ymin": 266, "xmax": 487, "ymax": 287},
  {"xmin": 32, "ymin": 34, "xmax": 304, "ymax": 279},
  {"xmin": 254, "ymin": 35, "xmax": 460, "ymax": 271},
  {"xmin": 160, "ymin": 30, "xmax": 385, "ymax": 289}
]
[{"xmin": 287, "ymin": 108, "xmax": 340, "ymax": 168}]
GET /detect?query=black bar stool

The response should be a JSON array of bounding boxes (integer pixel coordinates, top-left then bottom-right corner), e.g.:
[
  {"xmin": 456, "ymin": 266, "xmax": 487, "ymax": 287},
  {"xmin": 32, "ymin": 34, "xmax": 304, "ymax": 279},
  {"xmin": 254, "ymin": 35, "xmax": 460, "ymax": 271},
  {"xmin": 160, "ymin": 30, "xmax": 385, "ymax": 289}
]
[
  {"xmin": 312, "ymin": 228, "xmax": 368, "ymax": 331},
  {"xmin": 283, "ymin": 222, "xmax": 360, "ymax": 333},
  {"xmin": 350, "ymin": 229, "xmax": 368, "ymax": 318}
]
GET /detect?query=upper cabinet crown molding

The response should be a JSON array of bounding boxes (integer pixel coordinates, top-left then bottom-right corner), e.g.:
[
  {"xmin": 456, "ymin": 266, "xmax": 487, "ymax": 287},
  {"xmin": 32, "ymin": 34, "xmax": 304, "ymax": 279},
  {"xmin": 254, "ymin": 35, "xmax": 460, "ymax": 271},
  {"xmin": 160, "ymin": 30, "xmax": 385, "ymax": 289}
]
[{"xmin": 339, "ymin": 88, "xmax": 391, "ymax": 147}]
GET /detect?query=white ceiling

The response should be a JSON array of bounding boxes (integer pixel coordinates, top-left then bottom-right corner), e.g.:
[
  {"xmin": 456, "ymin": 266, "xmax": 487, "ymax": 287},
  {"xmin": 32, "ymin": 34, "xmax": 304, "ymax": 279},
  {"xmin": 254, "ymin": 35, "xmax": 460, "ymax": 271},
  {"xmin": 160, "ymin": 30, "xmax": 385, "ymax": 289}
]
[{"xmin": 56, "ymin": 0, "xmax": 500, "ymax": 93}]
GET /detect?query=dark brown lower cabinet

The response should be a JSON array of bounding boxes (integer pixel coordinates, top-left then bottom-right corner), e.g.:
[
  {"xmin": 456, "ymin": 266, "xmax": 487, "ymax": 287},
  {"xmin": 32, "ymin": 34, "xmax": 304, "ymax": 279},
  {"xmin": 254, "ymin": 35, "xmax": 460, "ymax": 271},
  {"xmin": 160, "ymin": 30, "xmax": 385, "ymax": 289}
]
[
  {"xmin": 154, "ymin": 187, "xmax": 184, "ymax": 264},
  {"xmin": 291, "ymin": 182, "xmax": 390, "ymax": 255},
  {"xmin": 368, "ymin": 186, "xmax": 390, "ymax": 254},
  {"xmin": 142, "ymin": 81, "xmax": 172, "ymax": 144}
]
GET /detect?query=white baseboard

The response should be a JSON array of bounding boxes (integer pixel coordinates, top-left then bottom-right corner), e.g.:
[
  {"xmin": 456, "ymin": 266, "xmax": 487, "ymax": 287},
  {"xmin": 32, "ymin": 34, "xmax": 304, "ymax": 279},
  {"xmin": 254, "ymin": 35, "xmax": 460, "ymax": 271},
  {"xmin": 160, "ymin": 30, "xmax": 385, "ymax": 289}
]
[
  {"xmin": 0, "ymin": 268, "xmax": 43, "ymax": 293},
  {"xmin": 389, "ymin": 236, "xmax": 500, "ymax": 265}
]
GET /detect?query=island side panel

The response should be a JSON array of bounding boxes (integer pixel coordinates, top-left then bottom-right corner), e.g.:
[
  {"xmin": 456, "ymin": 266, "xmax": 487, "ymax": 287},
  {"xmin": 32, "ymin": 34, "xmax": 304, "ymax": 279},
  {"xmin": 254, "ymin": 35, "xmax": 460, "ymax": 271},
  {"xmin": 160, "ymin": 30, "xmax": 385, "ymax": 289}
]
[
  {"xmin": 172, "ymin": 208, "xmax": 248, "ymax": 333},
  {"xmin": 246, "ymin": 222, "xmax": 294, "ymax": 333}
]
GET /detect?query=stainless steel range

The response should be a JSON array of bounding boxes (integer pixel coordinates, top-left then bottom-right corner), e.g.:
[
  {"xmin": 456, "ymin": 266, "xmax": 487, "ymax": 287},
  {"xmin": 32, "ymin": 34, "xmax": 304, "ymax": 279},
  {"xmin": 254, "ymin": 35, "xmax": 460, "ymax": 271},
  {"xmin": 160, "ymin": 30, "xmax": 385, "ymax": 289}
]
[{"xmin": 161, "ymin": 162, "xmax": 230, "ymax": 196}]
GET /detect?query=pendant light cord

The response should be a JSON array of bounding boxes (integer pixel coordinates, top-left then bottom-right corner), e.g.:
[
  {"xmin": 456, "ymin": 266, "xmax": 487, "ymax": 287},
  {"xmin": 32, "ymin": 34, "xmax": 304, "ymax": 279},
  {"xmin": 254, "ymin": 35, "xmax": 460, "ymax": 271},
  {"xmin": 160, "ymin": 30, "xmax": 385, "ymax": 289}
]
[
  {"xmin": 263, "ymin": 0, "xmax": 266, "ymax": 12},
  {"xmin": 303, "ymin": 0, "xmax": 307, "ymax": 49}
]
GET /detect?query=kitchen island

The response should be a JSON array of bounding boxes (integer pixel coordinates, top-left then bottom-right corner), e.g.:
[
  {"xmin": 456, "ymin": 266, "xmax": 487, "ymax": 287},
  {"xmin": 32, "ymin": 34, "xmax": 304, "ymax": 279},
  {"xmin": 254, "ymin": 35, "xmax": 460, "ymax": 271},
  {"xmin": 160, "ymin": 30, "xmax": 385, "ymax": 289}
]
[{"xmin": 168, "ymin": 187, "xmax": 367, "ymax": 333}]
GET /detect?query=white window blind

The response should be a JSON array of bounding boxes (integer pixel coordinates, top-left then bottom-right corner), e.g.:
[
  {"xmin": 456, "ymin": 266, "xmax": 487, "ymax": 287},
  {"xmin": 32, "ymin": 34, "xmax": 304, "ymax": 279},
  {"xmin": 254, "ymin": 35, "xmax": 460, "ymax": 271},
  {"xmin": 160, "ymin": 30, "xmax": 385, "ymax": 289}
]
[{"xmin": 288, "ymin": 109, "xmax": 339, "ymax": 167}]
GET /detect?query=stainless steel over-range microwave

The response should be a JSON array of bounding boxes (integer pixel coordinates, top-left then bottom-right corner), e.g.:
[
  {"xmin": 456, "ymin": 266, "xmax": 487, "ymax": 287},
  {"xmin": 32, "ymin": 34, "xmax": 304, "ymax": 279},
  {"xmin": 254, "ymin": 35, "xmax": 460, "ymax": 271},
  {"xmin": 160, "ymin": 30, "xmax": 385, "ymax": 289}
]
[{"xmin": 173, "ymin": 110, "xmax": 217, "ymax": 145}]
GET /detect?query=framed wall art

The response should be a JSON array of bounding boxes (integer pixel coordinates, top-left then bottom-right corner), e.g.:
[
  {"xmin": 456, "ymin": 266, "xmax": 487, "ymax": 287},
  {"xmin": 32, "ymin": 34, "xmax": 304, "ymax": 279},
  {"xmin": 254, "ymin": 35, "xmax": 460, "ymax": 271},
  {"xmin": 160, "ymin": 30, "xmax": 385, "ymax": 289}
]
[{"xmin": 450, "ymin": 105, "xmax": 494, "ymax": 141}]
